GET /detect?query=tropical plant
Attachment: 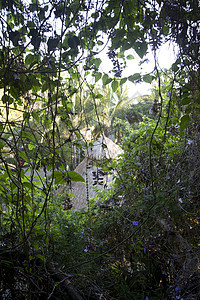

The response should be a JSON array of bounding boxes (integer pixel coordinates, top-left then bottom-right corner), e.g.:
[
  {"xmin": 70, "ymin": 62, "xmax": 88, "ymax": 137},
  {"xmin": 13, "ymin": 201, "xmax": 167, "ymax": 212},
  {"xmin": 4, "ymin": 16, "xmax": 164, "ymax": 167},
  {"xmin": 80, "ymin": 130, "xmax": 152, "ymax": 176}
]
[{"xmin": 0, "ymin": 0, "xmax": 200, "ymax": 298}]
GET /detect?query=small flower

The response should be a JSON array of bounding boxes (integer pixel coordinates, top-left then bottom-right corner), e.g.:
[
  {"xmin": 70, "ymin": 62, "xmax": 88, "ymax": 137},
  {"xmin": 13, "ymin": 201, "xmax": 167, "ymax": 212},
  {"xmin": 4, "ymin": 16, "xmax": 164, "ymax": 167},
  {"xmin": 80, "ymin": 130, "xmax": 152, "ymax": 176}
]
[
  {"xmin": 81, "ymin": 229, "xmax": 85, "ymax": 234},
  {"xmin": 13, "ymin": 72, "xmax": 19, "ymax": 80},
  {"xmin": 178, "ymin": 198, "xmax": 183, "ymax": 204},
  {"xmin": 144, "ymin": 247, "xmax": 147, "ymax": 254},
  {"xmin": 84, "ymin": 246, "xmax": 88, "ymax": 252},
  {"xmin": 175, "ymin": 286, "xmax": 181, "ymax": 292},
  {"xmin": 187, "ymin": 140, "xmax": 193, "ymax": 145},
  {"xmin": 132, "ymin": 221, "xmax": 138, "ymax": 226},
  {"xmin": 145, "ymin": 297, "xmax": 149, "ymax": 300}
]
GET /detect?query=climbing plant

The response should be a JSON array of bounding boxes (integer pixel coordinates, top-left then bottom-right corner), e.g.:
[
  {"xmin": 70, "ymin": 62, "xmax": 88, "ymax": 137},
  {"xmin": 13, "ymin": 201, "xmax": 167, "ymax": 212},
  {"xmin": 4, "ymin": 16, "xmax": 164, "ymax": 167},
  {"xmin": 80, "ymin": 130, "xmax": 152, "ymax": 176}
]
[{"xmin": 0, "ymin": 0, "xmax": 200, "ymax": 298}]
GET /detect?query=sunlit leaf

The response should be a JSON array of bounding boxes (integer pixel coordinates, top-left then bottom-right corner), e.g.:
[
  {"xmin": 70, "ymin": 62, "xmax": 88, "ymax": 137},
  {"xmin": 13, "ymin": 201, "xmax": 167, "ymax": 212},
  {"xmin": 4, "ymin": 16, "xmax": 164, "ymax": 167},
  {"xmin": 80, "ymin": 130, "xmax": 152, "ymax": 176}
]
[
  {"xmin": 54, "ymin": 171, "xmax": 65, "ymax": 184},
  {"xmin": 126, "ymin": 54, "xmax": 134, "ymax": 60},
  {"xmin": 68, "ymin": 171, "xmax": 85, "ymax": 182},
  {"xmin": 120, "ymin": 78, "xmax": 127, "ymax": 85},
  {"xmin": 95, "ymin": 72, "xmax": 102, "ymax": 82},
  {"xmin": 102, "ymin": 74, "xmax": 112, "ymax": 85},
  {"xmin": 128, "ymin": 73, "xmax": 141, "ymax": 83},
  {"xmin": 143, "ymin": 74, "xmax": 153, "ymax": 83},
  {"xmin": 112, "ymin": 80, "xmax": 118, "ymax": 92}
]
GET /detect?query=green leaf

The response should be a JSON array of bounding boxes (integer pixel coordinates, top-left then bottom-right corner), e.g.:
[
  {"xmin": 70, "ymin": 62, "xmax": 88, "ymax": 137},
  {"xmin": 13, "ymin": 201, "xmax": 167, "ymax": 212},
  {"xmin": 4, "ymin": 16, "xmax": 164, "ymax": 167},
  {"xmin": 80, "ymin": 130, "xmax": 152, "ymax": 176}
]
[
  {"xmin": 180, "ymin": 114, "xmax": 191, "ymax": 129},
  {"xmin": 68, "ymin": 36, "xmax": 80, "ymax": 49},
  {"xmin": 120, "ymin": 78, "xmax": 127, "ymax": 85},
  {"xmin": 134, "ymin": 42, "xmax": 147, "ymax": 58},
  {"xmin": 143, "ymin": 74, "xmax": 153, "ymax": 83},
  {"xmin": 126, "ymin": 54, "xmax": 134, "ymax": 60},
  {"xmin": 47, "ymin": 37, "xmax": 59, "ymax": 52},
  {"xmin": 97, "ymin": 40, "xmax": 103, "ymax": 46},
  {"xmin": 96, "ymin": 93, "xmax": 103, "ymax": 99},
  {"xmin": 28, "ymin": 144, "xmax": 36, "ymax": 150},
  {"xmin": 102, "ymin": 74, "xmax": 112, "ymax": 85},
  {"xmin": 9, "ymin": 30, "xmax": 20, "ymax": 46},
  {"xmin": 36, "ymin": 254, "xmax": 46, "ymax": 263},
  {"xmin": 105, "ymin": 78, "xmax": 112, "ymax": 85},
  {"xmin": 2, "ymin": 95, "xmax": 13, "ymax": 104},
  {"xmin": 19, "ymin": 151, "xmax": 28, "ymax": 162},
  {"xmin": 25, "ymin": 54, "xmax": 35, "ymax": 65},
  {"xmin": 21, "ymin": 131, "xmax": 36, "ymax": 142},
  {"xmin": 185, "ymin": 106, "xmax": 191, "ymax": 114},
  {"xmin": 23, "ymin": 182, "xmax": 33, "ymax": 189},
  {"xmin": 117, "ymin": 51, "xmax": 124, "ymax": 58},
  {"xmin": 181, "ymin": 97, "xmax": 191, "ymax": 105},
  {"xmin": 68, "ymin": 192, "xmax": 76, "ymax": 198},
  {"xmin": 10, "ymin": 86, "xmax": 20, "ymax": 100},
  {"xmin": 110, "ymin": 161, "xmax": 117, "ymax": 168},
  {"xmin": 163, "ymin": 26, "xmax": 169, "ymax": 36},
  {"xmin": 94, "ymin": 58, "xmax": 102, "ymax": 69},
  {"xmin": 102, "ymin": 166, "xmax": 110, "ymax": 172},
  {"xmin": 172, "ymin": 62, "xmax": 179, "ymax": 72},
  {"xmin": 31, "ymin": 36, "xmax": 41, "ymax": 51},
  {"xmin": 0, "ymin": 139, "xmax": 5, "ymax": 150},
  {"xmin": 102, "ymin": 74, "xmax": 108, "ymax": 85},
  {"xmin": 68, "ymin": 171, "xmax": 85, "ymax": 182},
  {"xmin": 128, "ymin": 73, "xmax": 141, "ymax": 83},
  {"xmin": 54, "ymin": 170, "xmax": 65, "ymax": 184},
  {"xmin": 95, "ymin": 72, "xmax": 102, "ymax": 82},
  {"xmin": 111, "ymin": 80, "xmax": 118, "ymax": 92}
]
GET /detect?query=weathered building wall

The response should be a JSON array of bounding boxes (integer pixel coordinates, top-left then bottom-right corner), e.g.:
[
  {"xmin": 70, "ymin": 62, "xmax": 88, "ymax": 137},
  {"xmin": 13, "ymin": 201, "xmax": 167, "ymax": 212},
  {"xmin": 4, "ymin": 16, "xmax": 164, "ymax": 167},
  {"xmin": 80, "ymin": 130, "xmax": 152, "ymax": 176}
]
[{"xmin": 56, "ymin": 136, "xmax": 123, "ymax": 210}]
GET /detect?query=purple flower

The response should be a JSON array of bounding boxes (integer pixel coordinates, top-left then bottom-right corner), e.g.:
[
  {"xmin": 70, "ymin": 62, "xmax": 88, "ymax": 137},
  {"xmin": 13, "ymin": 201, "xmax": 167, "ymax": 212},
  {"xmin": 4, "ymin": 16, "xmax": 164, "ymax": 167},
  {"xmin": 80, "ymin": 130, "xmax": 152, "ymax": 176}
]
[
  {"xmin": 145, "ymin": 297, "xmax": 149, "ymax": 300},
  {"xmin": 175, "ymin": 286, "xmax": 181, "ymax": 292},
  {"xmin": 84, "ymin": 246, "xmax": 88, "ymax": 252},
  {"xmin": 81, "ymin": 230, "xmax": 85, "ymax": 234},
  {"xmin": 132, "ymin": 221, "xmax": 138, "ymax": 226},
  {"xmin": 13, "ymin": 72, "xmax": 19, "ymax": 80},
  {"xmin": 187, "ymin": 140, "xmax": 193, "ymax": 145}
]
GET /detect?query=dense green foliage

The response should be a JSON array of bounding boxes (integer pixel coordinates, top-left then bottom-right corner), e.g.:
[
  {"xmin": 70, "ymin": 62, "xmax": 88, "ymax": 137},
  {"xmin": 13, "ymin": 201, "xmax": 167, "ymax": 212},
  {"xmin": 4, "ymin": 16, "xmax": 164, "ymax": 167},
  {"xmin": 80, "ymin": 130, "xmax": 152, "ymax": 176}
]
[{"xmin": 0, "ymin": 0, "xmax": 200, "ymax": 299}]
